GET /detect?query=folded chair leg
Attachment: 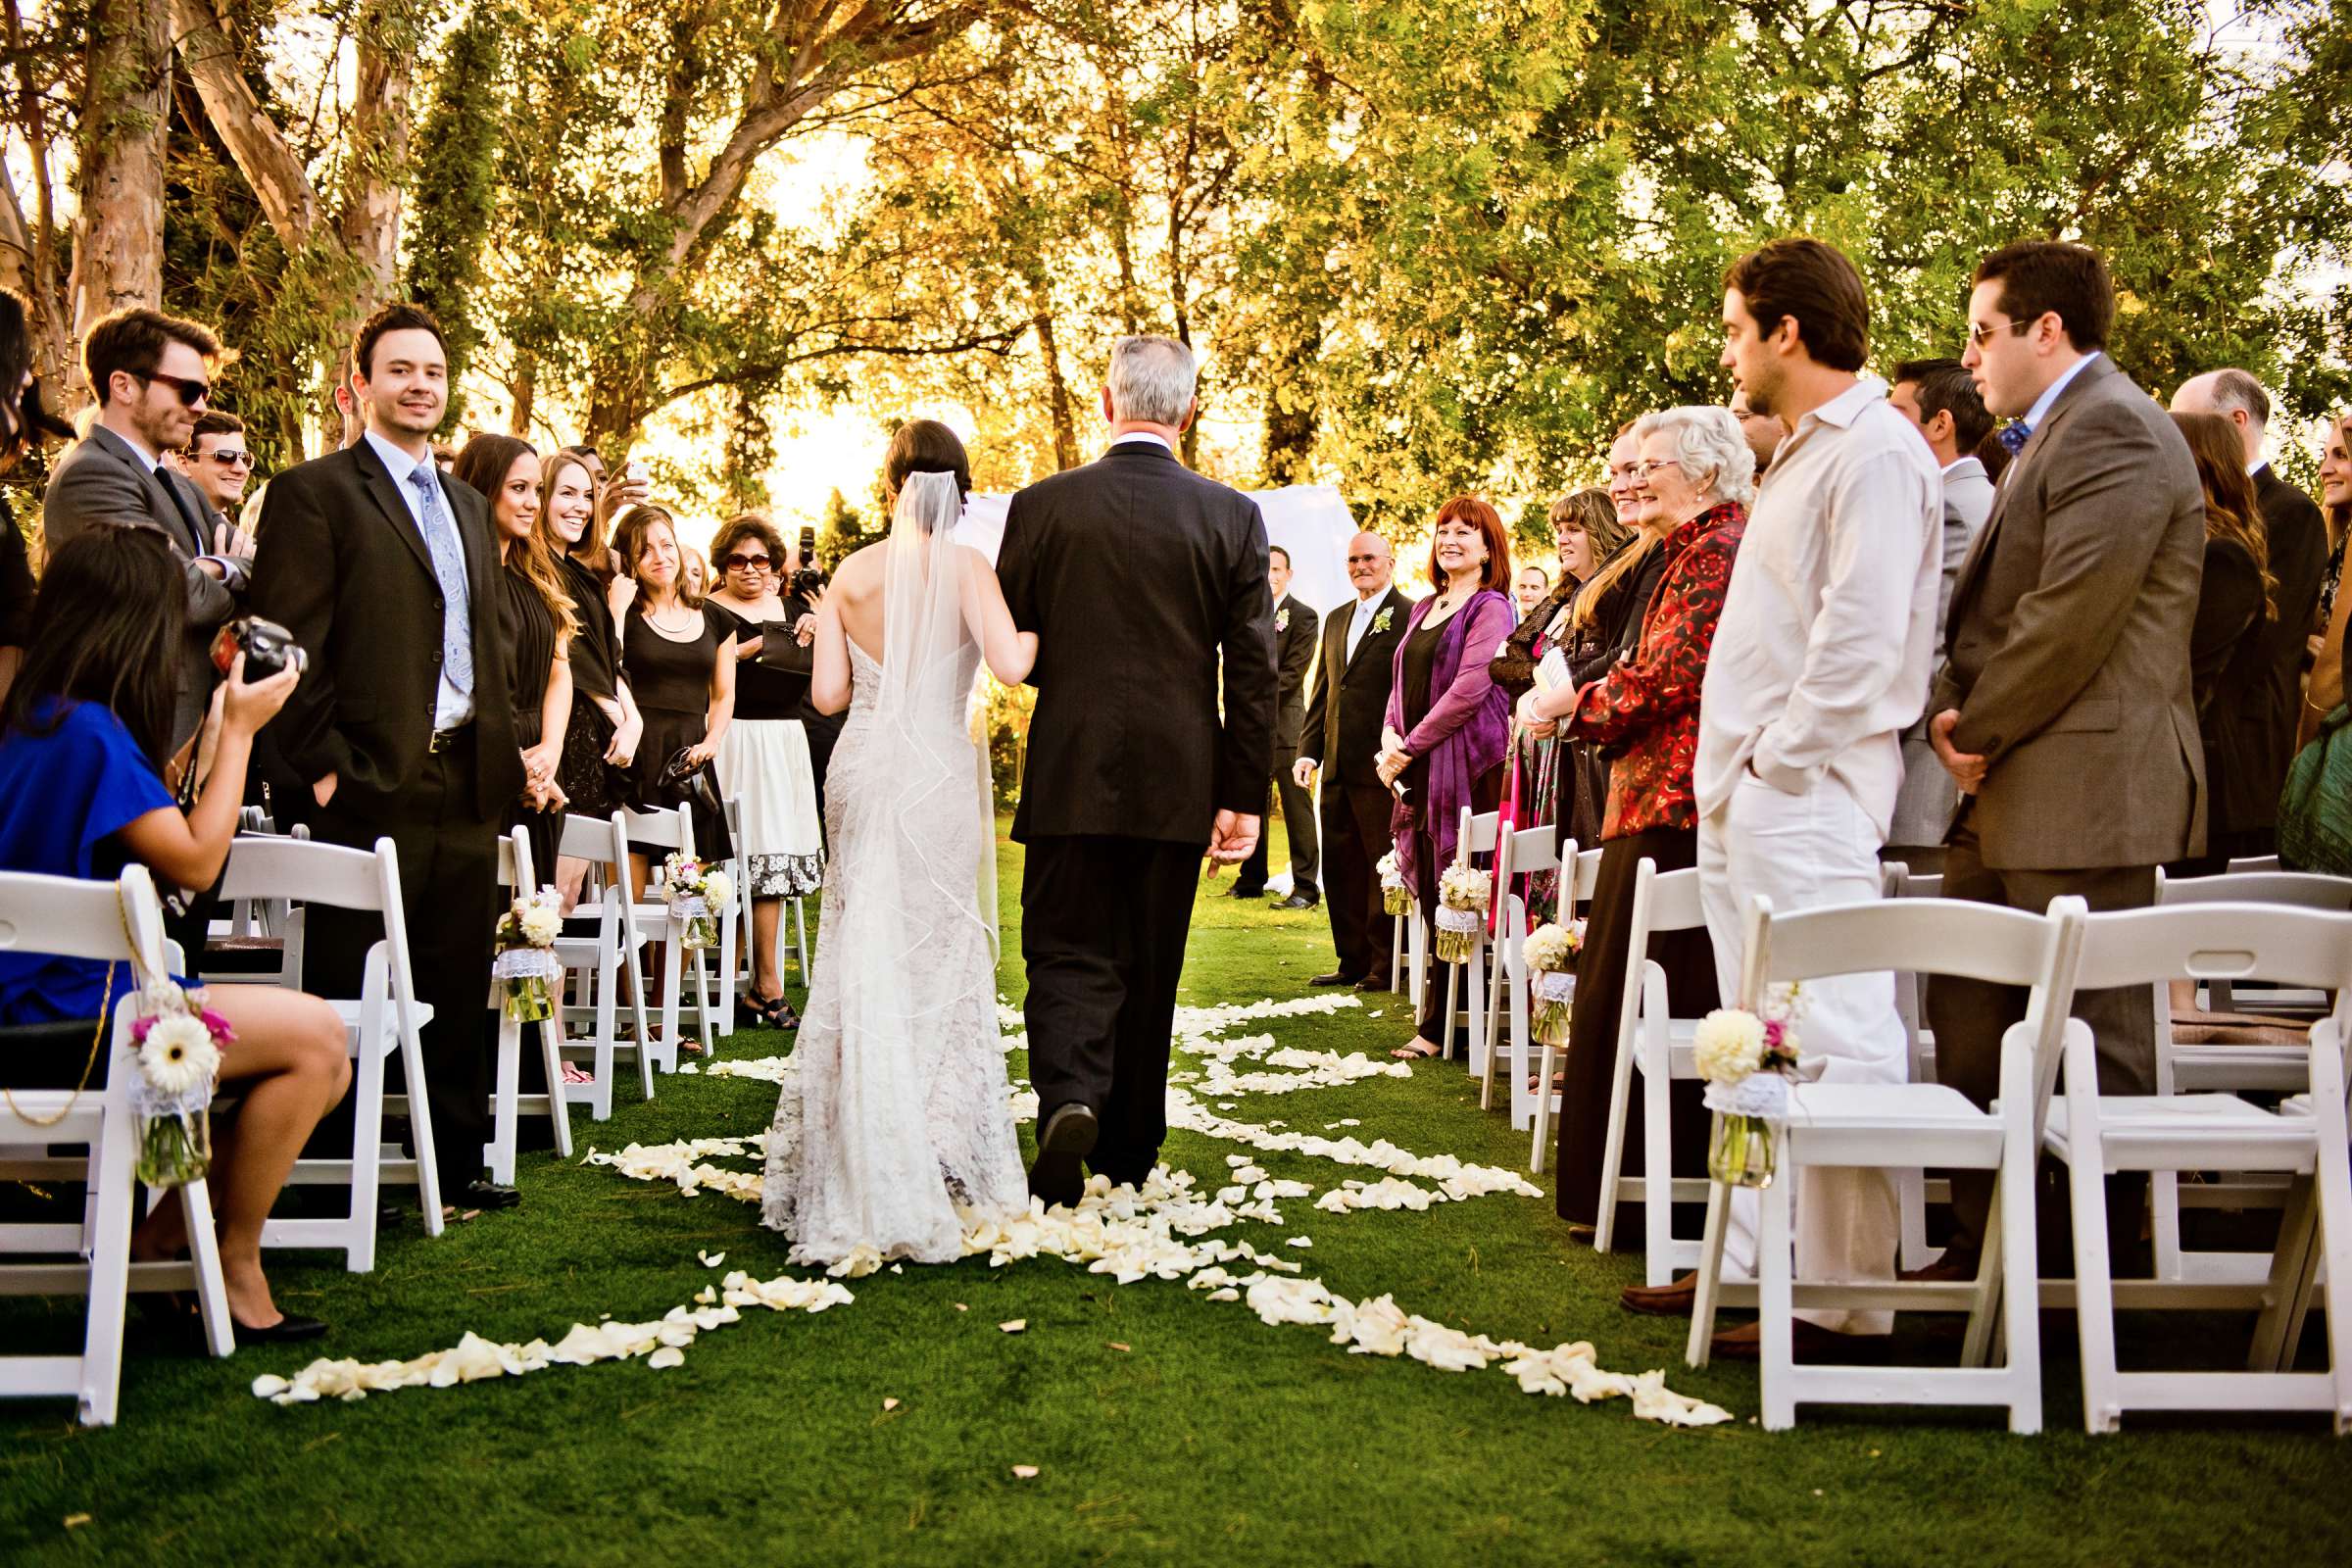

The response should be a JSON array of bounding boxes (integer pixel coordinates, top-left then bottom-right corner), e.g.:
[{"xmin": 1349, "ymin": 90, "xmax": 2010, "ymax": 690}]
[{"xmin": 1687, "ymin": 1177, "xmax": 1732, "ymax": 1369}]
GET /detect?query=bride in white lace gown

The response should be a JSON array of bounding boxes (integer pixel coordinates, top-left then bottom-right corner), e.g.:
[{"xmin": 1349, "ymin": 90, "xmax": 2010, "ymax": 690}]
[{"xmin": 760, "ymin": 438, "xmax": 1038, "ymax": 1265}]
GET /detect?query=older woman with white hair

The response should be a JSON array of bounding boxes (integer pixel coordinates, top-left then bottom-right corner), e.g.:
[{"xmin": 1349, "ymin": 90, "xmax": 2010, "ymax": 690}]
[{"xmin": 1516, "ymin": 405, "xmax": 1753, "ymax": 1236}]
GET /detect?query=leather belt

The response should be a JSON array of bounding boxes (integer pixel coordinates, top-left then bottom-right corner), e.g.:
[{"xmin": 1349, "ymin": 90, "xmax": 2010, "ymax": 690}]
[{"xmin": 428, "ymin": 724, "xmax": 472, "ymax": 754}]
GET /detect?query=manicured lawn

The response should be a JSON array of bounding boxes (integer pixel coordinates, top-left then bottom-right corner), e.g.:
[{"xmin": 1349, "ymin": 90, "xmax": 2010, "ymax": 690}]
[{"xmin": 3, "ymin": 821, "xmax": 2348, "ymax": 1565}]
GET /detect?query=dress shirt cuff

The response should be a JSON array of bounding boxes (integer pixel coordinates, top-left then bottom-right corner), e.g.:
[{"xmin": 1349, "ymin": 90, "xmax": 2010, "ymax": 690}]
[{"xmin": 199, "ymin": 555, "xmax": 249, "ymax": 594}]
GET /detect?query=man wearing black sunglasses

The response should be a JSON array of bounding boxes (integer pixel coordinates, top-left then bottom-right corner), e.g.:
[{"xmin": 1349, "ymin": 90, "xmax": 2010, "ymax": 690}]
[{"xmin": 44, "ymin": 307, "xmax": 248, "ymax": 757}]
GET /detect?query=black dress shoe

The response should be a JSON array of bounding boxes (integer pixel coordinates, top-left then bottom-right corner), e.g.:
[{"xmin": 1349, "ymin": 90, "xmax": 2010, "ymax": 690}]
[
  {"xmin": 1308, "ymin": 971, "xmax": 1359, "ymax": 987},
  {"xmin": 1278, "ymin": 893, "xmax": 1320, "ymax": 910},
  {"xmin": 1028, "ymin": 1102, "xmax": 1098, "ymax": 1208},
  {"xmin": 1227, "ymin": 885, "xmax": 1265, "ymax": 900},
  {"xmin": 457, "ymin": 1180, "xmax": 522, "ymax": 1210},
  {"xmin": 1353, "ymin": 976, "xmax": 1392, "ymax": 992},
  {"xmin": 234, "ymin": 1313, "xmax": 329, "ymax": 1346}
]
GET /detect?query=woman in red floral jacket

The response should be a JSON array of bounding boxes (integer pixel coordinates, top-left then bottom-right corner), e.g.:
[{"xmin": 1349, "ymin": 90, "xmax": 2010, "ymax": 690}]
[{"xmin": 1519, "ymin": 406, "xmax": 1753, "ymax": 1235}]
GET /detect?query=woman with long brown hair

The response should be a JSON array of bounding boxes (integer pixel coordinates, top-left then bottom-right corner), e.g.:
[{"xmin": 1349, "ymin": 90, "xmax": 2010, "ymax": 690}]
[
  {"xmin": 2167, "ymin": 411, "xmax": 2274, "ymax": 877},
  {"xmin": 454, "ymin": 435, "xmax": 579, "ymax": 881},
  {"xmin": 2302, "ymin": 413, "xmax": 2352, "ymax": 750},
  {"xmin": 546, "ymin": 450, "xmax": 642, "ymax": 824}
]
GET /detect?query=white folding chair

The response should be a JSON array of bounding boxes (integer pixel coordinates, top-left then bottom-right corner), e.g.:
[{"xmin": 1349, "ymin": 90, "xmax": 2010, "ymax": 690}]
[
  {"xmin": 484, "ymin": 827, "xmax": 573, "ymax": 1186},
  {"xmin": 1481, "ymin": 828, "xmax": 1569, "ymax": 1126},
  {"xmin": 553, "ymin": 811, "xmax": 656, "ymax": 1120},
  {"xmin": 624, "ymin": 805, "xmax": 719, "ymax": 1067},
  {"xmin": 1688, "ymin": 893, "xmax": 2084, "ymax": 1434},
  {"xmin": 0, "ymin": 866, "xmax": 235, "ymax": 1425},
  {"xmin": 2147, "ymin": 868, "xmax": 2352, "ymax": 1283},
  {"xmin": 201, "ymin": 822, "xmax": 312, "ymax": 985},
  {"xmin": 712, "ymin": 795, "xmax": 748, "ymax": 1037},
  {"xmin": 1439, "ymin": 807, "xmax": 1502, "ymax": 1071},
  {"xmin": 2046, "ymin": 903, "xmax": 2352, "ymax": 1434},
  {"xmin": 1885, "ymin": 861, "xmax": 1953, "ymax": 1271},
  {"xmin": 216, "ymin": 836, "xmax": 444, "ymax": 1269},
  {"xmin": 1526, "ymin": 846, "xmax": 1601, "ymax": 1171},
  {"xmin": 1588, "ymin": 862, "xmax": 1714, "ymax": 1281}
]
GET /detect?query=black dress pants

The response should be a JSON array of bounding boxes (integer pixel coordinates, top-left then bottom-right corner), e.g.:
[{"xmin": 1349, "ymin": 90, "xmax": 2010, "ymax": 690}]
[
  {"xmin": 1319, "ymin": 781, "xmax": 1395, "ymax": 985},
  {"xmin": 1554, "ymin": 826, "xmax": 1716, "ymax": 1231},
  {"xmin": 1020, "ymin": 834, "xmax": 1204, "ymax": 1185},
  {"xmin": 1235, "ymin": 750, "xmax": 1319, "ymax": 898},
  {"xmin": 308, "ymin": 733, "xmax": 501, "ymax": 1198}
]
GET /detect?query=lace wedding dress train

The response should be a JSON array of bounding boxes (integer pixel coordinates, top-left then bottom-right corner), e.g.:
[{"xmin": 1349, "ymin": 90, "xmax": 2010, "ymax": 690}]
[{"xmin": 760, "ymin": 480, "xmax": 1025, "ymax": 1265}]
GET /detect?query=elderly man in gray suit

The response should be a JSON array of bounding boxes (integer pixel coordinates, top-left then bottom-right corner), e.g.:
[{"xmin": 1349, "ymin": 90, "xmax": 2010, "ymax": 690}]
[
  {"xmin": 43, "ymin": 308, "xmax": 247, "ymax": 756},
  {"xmin": 1885, "ymin": 356, "xmax": 1997, "ymax": 865},
  {"xmin": 1923, "ymin": 242, "xmax": 2206, "ymax": 1277}
]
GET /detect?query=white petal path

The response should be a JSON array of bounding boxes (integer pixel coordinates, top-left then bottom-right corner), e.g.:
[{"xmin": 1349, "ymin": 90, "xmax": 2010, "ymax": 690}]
[{"xmin": 252, "ymin": 993, "xmax": 1729, "ymax": 1427}]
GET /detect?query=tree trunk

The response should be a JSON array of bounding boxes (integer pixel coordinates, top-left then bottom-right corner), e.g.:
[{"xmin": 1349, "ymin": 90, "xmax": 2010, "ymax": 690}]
[
  {"xmin": 509, "ymin": 348, "xmax": 536, "ymax": 438},
  {"xmin": 1261, "ymin": 327, "xmax": 1320, "ymax": 485},
  {"xmin": 1033, "ymin": 308, "xmax": 1078, "ymax": 470},
  {"xmin": 336, "ymin": 6, "xmax": 412, "ymax": 310},
  {"xmin": 69, "ymin": 0, "xmax": 172, "ymax": 364}
]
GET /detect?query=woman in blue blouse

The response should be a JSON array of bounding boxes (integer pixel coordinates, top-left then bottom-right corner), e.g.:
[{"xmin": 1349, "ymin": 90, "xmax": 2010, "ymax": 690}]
[{"xmin": 0, "ymin": 530, "xmax": 351, "ymax": 1344}]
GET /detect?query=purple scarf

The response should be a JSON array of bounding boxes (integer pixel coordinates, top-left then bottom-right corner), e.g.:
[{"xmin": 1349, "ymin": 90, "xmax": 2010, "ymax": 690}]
[{"xmin": 1387, "ymin": 588, "xmax": 1513, "ymax": 888}]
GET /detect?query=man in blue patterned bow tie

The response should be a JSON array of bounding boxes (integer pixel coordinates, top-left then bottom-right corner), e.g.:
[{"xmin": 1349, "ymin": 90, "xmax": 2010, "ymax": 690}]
[{"xmin": 1920, "ymin": 241, "xmax": 2206, "ymax": 1278}]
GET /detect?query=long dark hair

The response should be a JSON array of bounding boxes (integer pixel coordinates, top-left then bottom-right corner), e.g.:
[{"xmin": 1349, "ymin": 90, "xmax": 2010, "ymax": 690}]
[
  {"xmin": 2172, "ymin": 411, "xmax": 2278, "ymax": 621},
  {"xmin": 0, "ymin": 288, "xmax": 69, "ymax": 471},
  {"xmin": 1, "ymin": 527, "xmax": 184, "ymax": 765}
]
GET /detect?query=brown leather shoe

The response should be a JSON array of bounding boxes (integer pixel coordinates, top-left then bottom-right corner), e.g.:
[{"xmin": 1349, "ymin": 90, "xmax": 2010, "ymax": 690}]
[
  {"xmin": 1709, "ymin": 1318, "xmax": 1877, "ymax": 1361},
  {"xmin": 1897, "ymin": 1251, "xmax": 1982, "ymax": 1284},
  {"xmin": 1618, "ymin": 1272, "xmax": 1698, "ymax": 1316}
]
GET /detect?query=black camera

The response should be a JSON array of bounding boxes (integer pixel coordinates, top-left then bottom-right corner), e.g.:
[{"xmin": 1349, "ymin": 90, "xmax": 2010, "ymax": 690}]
[
  {"xmin": 210, "ymin": 615, "xmax": 304, "ymax": 681},
  {"xmin": 789, "ymin": 565, "xmax": 826, "ymax": 598}
]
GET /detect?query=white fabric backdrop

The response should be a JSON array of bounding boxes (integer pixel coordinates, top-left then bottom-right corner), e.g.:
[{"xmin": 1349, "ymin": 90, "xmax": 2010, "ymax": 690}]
[{"xmin": 956, "ymin": 484, "xmax": 1359, "ymax": 610}]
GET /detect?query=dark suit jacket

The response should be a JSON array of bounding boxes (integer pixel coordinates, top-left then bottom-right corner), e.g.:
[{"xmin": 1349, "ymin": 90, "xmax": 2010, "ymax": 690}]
[
  {"xmin": 249, "ymin": 439, "xmax": 520, "ymax": 821},
  {"xmin": 1929, "ymin": 355, "xmax": 2206, "ymax": 869},
  {"xmin": 1270, "ymin": 593, "xmax": 1319, "ymax": 754},
  {"xmin": 1299, "ymin": 586, "xmax": 1414, "ymax": 786},
  {"xmin": 999, "ymin": 440, "xmax": 1276, "ymax": 845},
  {"xmin": 43, "ymin": 424, "xmax": 238, "ymax": 749}
]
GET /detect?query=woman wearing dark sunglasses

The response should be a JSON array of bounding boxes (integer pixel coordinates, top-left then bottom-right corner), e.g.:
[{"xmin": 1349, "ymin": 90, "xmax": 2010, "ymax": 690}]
[{"xmin": 705, "ymin": 513, "xmax": 825, "ymax": 1029}]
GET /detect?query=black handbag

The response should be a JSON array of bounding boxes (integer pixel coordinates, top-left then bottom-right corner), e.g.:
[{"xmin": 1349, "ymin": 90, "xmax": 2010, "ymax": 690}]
[{"xmin": 658, "ymin": 747, "xmax": 721, "ymax": 818}]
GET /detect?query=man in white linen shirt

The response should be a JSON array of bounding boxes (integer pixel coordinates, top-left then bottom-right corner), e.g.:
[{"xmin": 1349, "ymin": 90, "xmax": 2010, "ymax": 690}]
[{"xmin": 1694, "ymin": 238, "xmax": 1941, "ymax": 1358}]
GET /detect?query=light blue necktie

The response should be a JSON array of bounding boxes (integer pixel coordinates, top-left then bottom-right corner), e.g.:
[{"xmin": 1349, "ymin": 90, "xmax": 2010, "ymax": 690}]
[{"xmin": 408, "ymin": 464, "xmax": 473, "ymax": 701}]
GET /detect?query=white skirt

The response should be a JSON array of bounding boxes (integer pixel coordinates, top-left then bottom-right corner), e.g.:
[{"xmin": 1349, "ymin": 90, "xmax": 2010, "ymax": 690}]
[{"xmin": 714, "ymin": 718, "xmax": 825, "ymax": 897}]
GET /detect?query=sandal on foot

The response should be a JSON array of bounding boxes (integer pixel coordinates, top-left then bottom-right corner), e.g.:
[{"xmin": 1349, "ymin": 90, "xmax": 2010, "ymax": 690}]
[{"xmin": 1390, "ymin": 1040, "xmax": 1442, "ymax": 1060}]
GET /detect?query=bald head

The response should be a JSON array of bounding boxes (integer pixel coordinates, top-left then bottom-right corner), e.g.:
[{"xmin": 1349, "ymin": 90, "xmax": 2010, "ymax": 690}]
[
  {"xmin": 1346, "ymin": 529, "xmax": 1393, "ymax": 598},
  {"xmin": 2172, "ymin": 368, "xmax": 2271, "ymax": 467}
]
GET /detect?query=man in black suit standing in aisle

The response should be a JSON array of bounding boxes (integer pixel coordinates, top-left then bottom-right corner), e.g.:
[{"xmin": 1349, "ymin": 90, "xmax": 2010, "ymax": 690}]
[
  {"xmin": 1232, "ymin": 544, "xmax": 1320, "ymax": 908},
  {"xmin": 43, "ymin": 309, "xmax": 247, "ymax": 757},
  {"xmin": 1000, "ymin": 334, "xmax": 1277, "ymax": 1206},
  {"xmin": 2171, "ymin": 368, "xmax": 2328, "ymax": 861},
  {"xmin": 1295, "ymin": 529, "xmax": 1414, "ymax": 991},
  {"xmin": 251, "ymin": 302, "xmax": 522, "ymax": 1214}
]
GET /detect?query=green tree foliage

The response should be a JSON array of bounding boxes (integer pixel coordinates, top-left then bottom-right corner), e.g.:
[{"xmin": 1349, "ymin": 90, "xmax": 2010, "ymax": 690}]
[
  {"xmin": 814, "ymin": 484, "xmax": 884, "ymax": 569},
  {"xmin": 405, "ymin": 4, "xmax": 510, "ymax": 409}
]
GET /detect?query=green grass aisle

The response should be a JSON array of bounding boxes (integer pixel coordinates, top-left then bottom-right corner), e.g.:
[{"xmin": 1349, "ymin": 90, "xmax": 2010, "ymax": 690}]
[{"xmin": 4, "ymin": 821, "xmax": 2350, "ymax": 1565}]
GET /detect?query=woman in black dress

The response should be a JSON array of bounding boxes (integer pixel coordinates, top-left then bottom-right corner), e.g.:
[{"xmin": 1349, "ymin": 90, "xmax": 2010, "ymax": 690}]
[
  {"xmin": 454, "ymin": 435, "xmax": 578, "ymax": 883},
  {"xmin": 612, "ymin": 504, "xmax": 736, "ymax": 879},
  {"xmin": 547, "ymin": 451, "xmax": 643, "ymax": 823},
  {"xmin": 2167, "ymin": 411, "xmax": 2274, "ymax": 878}
]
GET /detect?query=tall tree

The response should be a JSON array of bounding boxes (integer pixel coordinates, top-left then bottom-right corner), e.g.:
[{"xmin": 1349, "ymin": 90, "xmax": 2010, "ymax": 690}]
[{"xmin": 70, "ymin": 0, "xmax": 172, "ymax": 359}]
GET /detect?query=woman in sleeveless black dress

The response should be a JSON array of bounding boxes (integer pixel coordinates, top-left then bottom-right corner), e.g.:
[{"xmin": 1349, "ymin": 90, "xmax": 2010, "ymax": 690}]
[{"xmin": 612, "ymin": 505, "xmax": 735, "ymax": 869}]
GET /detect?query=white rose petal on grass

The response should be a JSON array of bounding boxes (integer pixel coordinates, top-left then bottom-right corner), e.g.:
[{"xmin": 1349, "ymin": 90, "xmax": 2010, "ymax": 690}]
[
  {"xmin": 1010, "ymin": 1465, "xmax": 1040, "ymax": 1480},
  {"xmin": 646, "ymin": 1346, "xmax": 686, "ymax": 1370},
  {"xmin": 697, "ymin": 1250, "xmax": 725, "ymax": 1267},
  {"xmin": 1287, "ymin": 1236, "xmax": 1313, "ymax": 1249},
  {"xmin": 999, "ymin": 1319, "xmax": 1026, "ymax": 1334},
  {"xmin": 882, "ymin": 1397, "xmax": 901, "ymax": 1411}
]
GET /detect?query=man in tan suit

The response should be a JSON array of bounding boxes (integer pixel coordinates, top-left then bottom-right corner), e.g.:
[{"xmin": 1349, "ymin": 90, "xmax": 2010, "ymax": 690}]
[{"xmin": 1924, "ymin": 241, "xmax": 2205, "ymax": 1273}]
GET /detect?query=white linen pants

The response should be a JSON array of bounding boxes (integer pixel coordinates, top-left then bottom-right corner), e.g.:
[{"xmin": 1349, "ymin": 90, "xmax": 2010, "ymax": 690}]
[{"xmin": 1699, "ymin": 770, "xmax": 1904, "ymax": 1335}]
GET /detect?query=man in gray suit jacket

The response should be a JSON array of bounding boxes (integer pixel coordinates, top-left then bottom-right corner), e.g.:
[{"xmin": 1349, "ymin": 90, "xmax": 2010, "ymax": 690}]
[
  {"xmin": 1886, "ymin": 357, "xmax": 1997, "ymax": 862},
  {"xmin": 42, "ymin": 309, "xmax": 246, "ymax": 756},
  {"xmin": 1924, "ymin": 243, "xmax": 2205, "ymax": 1273}
]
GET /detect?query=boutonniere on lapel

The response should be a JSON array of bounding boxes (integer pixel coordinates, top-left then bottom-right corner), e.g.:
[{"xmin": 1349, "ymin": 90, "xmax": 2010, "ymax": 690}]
[
  {"xmin": 1372, "ymin": 607, "xmax": 1395, "ymax": 635},
  {"xmin": 1275, "ymin": 606, "xmax": 1291, "ymax": 633}
]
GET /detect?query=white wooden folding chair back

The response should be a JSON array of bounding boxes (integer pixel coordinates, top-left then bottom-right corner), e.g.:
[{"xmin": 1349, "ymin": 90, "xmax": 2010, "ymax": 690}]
[
  {"xmin": 219, "ymin": 836, "xmax": 444, "ymax": 1269},
  {"xmin": 1431, "ymin": 807, "xmax": 1502, "ymax": 1070},
  {"xmin": 1687, "ymin": 893, "xmax": 2083, "ymax": 1433},
  {"xmin": 623, "ymin": 804, "xmax": 719, "ymax": 1066},
  {"xmin": 554, "ymin": 811, "xmax": 656, "ymax": 1119},
  {"xmin": 482, "ymin": 829, "xmax": 573, "ymax": 1184},
  {"xmin": 0, "ymin": 866, "xmax": 234, "ymax": 1425},
  {"xmin": 2154, "ymin": 868, "xmax": 2352, "ymax": 1027},
  {"xmin": 1586, "ymin": 863, "xmax": 1713, "ymax": 1280},
  {"xmin": 2052, "ymin": 903, "xmax": 2352, "ymax": 1434}
]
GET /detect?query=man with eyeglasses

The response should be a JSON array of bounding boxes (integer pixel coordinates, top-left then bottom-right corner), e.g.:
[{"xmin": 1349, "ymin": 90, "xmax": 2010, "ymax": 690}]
[
  {"xmin": 44, "ymin": 307, "xmax": 248, "ymax": 756},
  {"xmin": 175, "ymin": 410, "xmax": 259, "ymax": 538},
  {"xmin": 1924, "ymin": 239, "xmax": 2205, "ymax": 1283}
]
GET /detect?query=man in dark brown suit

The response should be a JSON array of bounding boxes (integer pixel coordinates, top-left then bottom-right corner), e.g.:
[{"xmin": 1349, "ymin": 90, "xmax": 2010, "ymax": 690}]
[{"xmin": 1924, "ymin": 241, "xmax": 2206, "ymax": 1272}]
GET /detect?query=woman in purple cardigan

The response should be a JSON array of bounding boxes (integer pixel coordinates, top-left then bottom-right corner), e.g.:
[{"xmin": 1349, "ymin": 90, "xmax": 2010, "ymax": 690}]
[{"xmin": 1376, "ymin": 496, "xmax": 1515, "ymax": 1058}]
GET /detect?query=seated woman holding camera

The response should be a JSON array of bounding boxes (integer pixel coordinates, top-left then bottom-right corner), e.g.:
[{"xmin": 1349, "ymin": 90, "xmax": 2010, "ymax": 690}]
[{"xmin": 0, "ymin": 529, "xmax": 351, "ymax": 1343}]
